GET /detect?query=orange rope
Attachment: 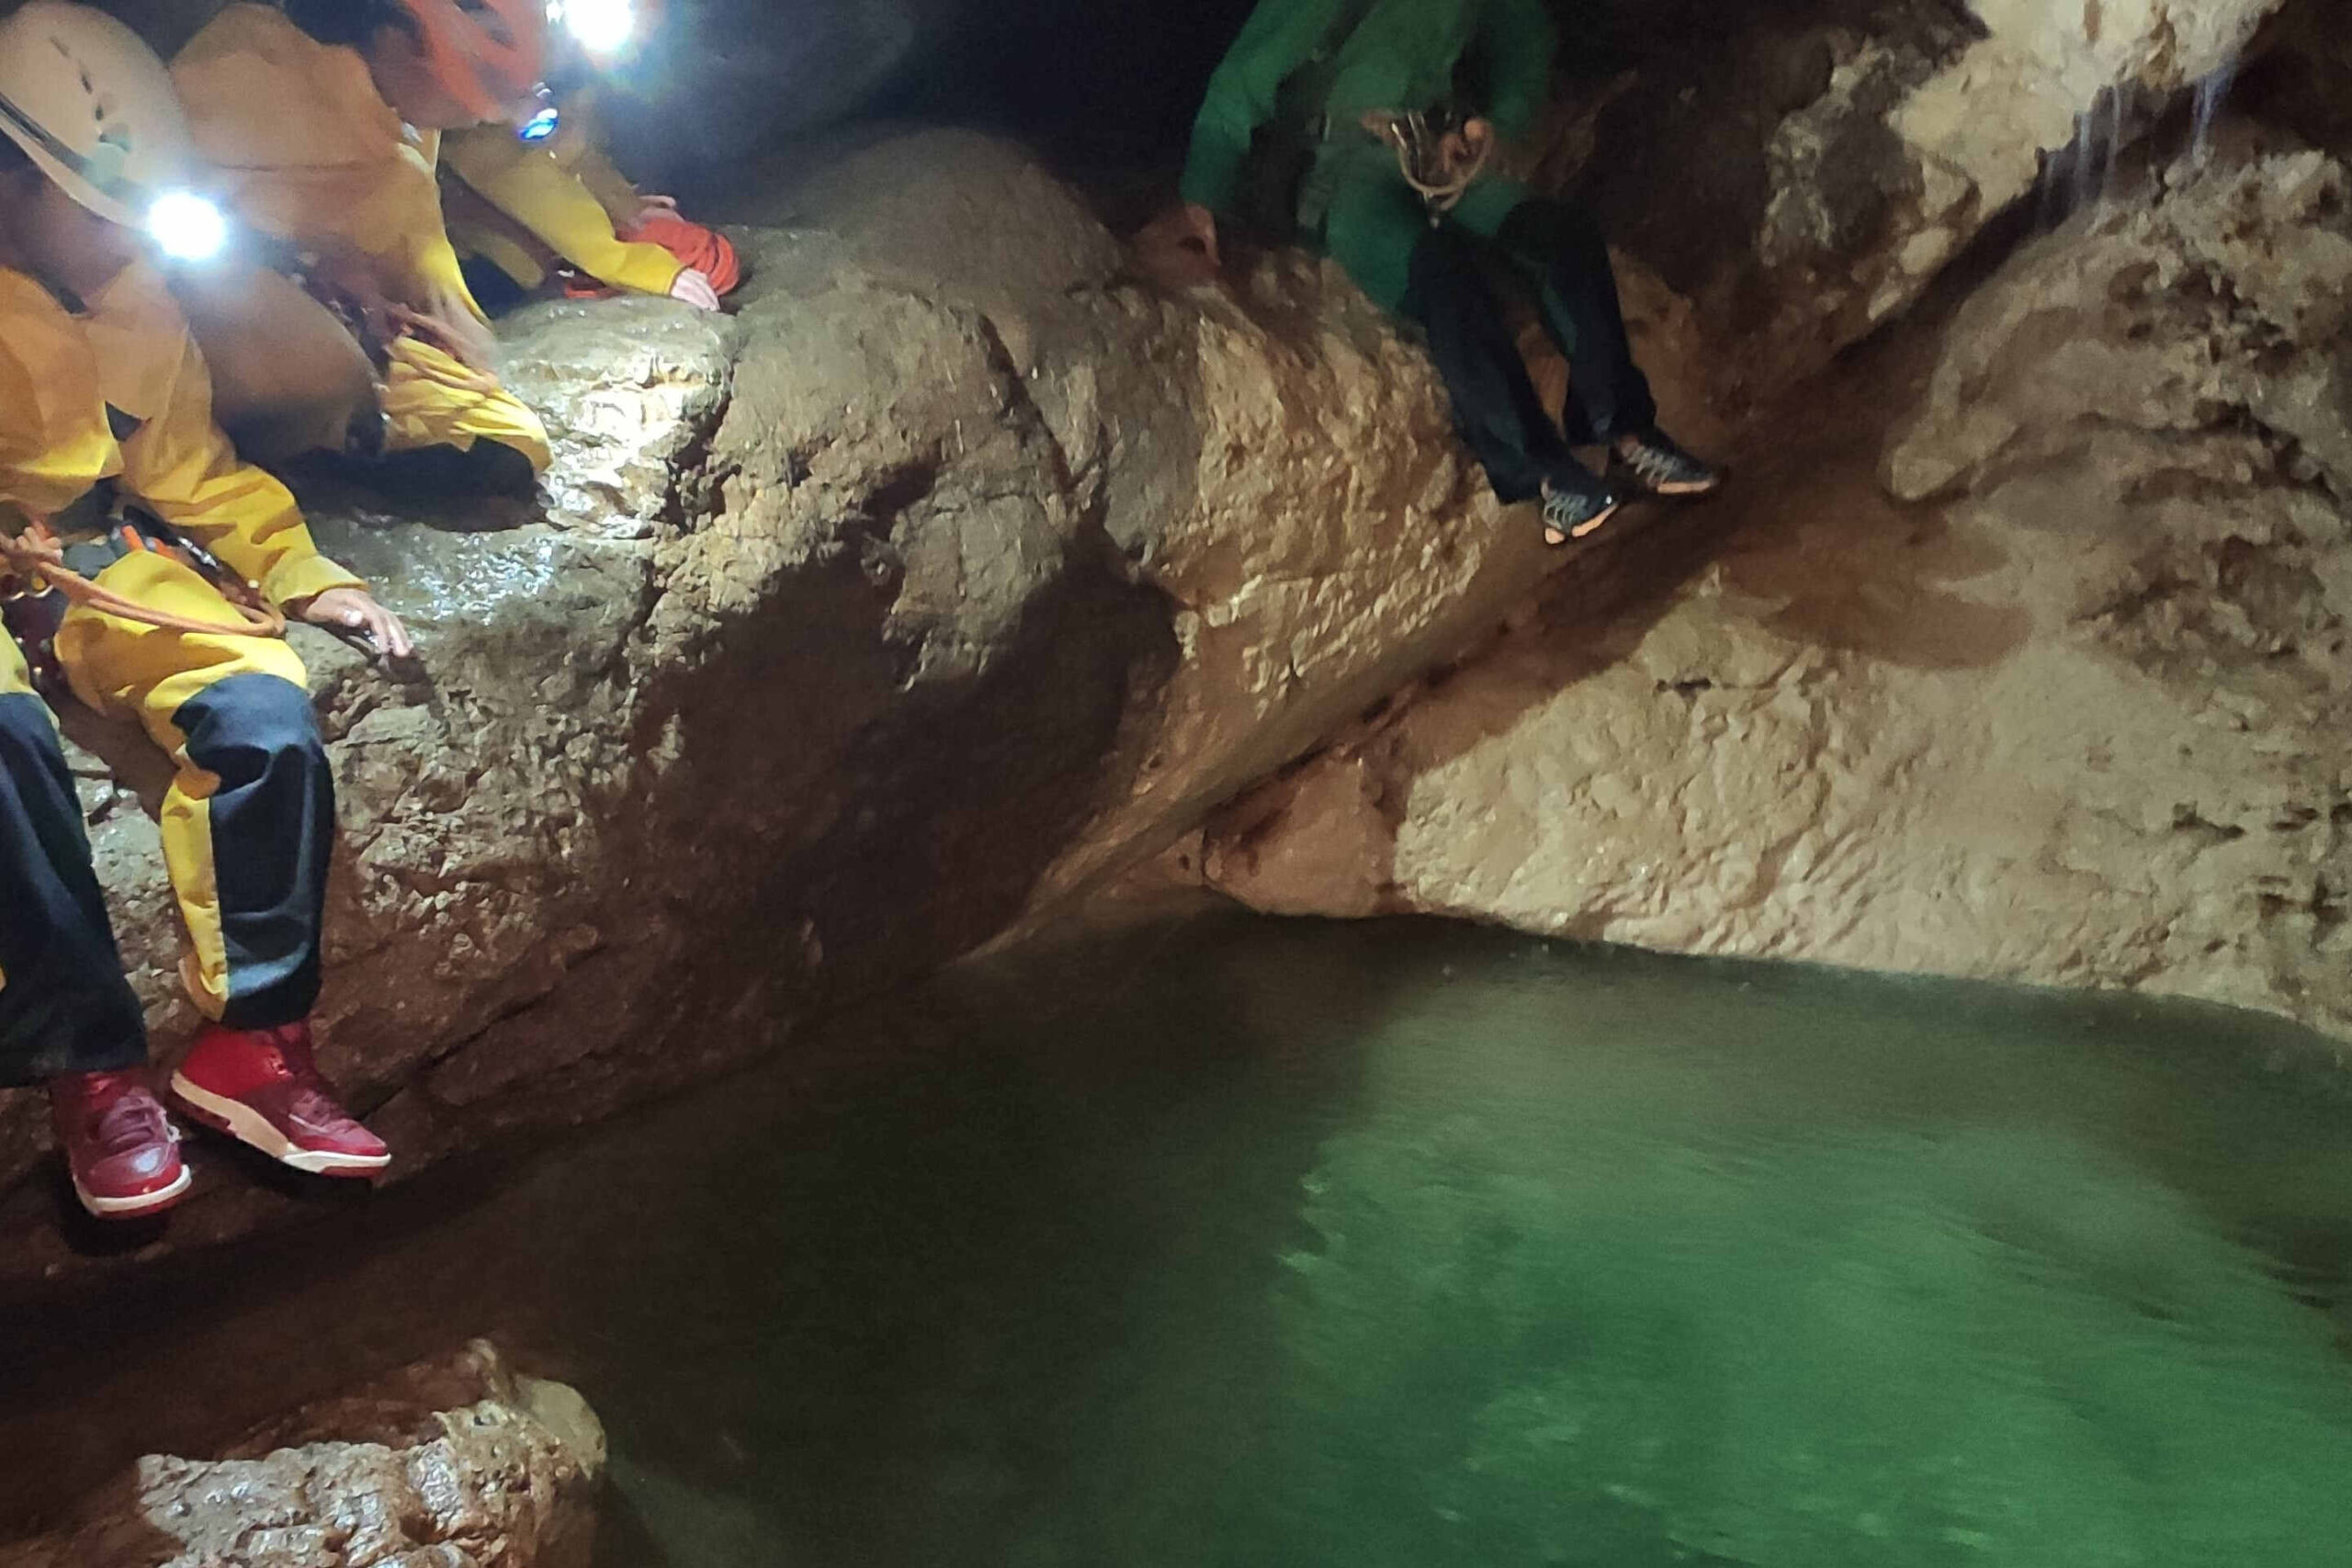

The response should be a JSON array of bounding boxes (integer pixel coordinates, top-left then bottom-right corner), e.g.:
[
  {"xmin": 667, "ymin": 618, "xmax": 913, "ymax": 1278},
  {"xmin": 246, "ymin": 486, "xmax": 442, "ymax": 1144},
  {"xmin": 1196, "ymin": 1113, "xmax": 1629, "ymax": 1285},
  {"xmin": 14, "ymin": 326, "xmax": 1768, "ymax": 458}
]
[{"xmin": 0, "ymin": 519, "xmax": 287, "ymax": 639}]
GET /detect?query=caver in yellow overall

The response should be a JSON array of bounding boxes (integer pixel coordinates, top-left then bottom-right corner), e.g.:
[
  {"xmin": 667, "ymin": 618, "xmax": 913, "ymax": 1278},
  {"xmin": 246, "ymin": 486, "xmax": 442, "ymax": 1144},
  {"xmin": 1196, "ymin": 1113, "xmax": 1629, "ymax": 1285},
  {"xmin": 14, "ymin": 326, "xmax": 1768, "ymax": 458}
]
[
  {"xmin": 0, "ymin": 262, "xmax": 356, "ymax": 1086},
  {"xmin": 169, "ymin": 3, "xmax": 553, "ymax": 473},
  {"xmin": 442, "ymin": 96, "xmax": 686, "ymax": 299}
]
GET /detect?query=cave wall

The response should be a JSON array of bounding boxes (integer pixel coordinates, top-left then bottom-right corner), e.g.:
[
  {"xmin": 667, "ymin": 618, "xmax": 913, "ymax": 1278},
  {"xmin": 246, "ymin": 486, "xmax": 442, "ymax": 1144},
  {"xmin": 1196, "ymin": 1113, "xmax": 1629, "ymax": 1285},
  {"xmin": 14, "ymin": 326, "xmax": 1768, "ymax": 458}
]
[{"xmin": 1196, "ymin": 121, "xmax": 2352, "ymax": 1046}]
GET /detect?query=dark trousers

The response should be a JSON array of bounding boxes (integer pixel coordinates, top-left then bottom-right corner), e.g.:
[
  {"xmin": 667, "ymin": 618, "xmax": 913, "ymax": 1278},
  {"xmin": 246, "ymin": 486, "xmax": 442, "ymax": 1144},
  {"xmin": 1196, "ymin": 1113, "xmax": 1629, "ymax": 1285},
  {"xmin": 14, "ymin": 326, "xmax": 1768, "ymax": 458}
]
[
  {"xmin": 1397, "ymin": 199, "xmax": 1658, "ymax": 505},
  {"xmin": 178, "ymin": 672, "xmax": 337, "ymax": 1032},
  {"xmin": 0, "ymin": 693, "xmax": 148, "ymax": 1085},
  {"xmin": 0, "ymin": 667, "xmax": 334, "ymax": 1087}
]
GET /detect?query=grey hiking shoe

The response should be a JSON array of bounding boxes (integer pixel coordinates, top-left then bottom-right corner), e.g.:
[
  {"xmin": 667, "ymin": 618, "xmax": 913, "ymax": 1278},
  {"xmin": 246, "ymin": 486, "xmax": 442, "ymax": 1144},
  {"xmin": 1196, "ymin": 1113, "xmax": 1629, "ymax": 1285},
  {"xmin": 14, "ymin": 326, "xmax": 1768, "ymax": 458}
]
[
  {"xmin": 1538, "ymin": 468, "xmax": 1623, "ymax": 546},
  {"xmin": 1611, "ymin": 429, "xmax": 1722, "ymax": 496}
]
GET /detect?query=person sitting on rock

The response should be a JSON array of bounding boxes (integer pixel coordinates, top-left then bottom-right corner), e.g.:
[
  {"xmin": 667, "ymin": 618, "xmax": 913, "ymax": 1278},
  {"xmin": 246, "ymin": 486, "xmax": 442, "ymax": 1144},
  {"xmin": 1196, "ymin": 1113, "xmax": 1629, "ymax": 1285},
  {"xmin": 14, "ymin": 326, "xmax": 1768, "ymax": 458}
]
[
  {"xmin": 0, "ymin": 3, "xmax": 407, "ymax": 1219},
  {"xmin": 166, "ymin": 0, "xmax": 557, "ymax": 496},
  {"xmin": 440, "ymin": 81, "xmax": 740, "ymax": 315},
  {"xmin": 1141, "ymin": 0, "xmax": 1721, "ymax": 545}
]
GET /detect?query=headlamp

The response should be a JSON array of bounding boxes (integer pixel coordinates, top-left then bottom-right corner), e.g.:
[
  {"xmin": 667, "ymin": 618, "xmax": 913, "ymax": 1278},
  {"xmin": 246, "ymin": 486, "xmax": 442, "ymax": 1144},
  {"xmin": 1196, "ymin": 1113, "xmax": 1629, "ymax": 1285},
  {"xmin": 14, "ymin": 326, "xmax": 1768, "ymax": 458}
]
[
  {"xmin": 147, "ymin": 190, "xmax": 228, "ymax": 264},
  {"xmin": 518, "ymin": 85, "xmax": 560, "ymax": 142},
  {"xmin": 547, "ymin": 0, "xmax": 635, "ymax": 56}
]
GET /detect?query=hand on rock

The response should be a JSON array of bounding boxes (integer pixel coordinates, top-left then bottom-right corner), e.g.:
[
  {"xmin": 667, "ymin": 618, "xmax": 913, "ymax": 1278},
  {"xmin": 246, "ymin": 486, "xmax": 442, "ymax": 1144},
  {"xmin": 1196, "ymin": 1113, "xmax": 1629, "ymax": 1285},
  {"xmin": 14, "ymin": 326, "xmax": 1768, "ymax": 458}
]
[
  {"xmin": 296, "ymin": 588, "xmax": 414, "ymax": 662},
  {"xmin": 306, "ymin": 243, "xmax": 402, "ymax": 352},
  {"xmin": 413, "ymin": 282, "xmax": 499, "ymax": 372},
  {"xmin": 1135, "ymin": 201, "xmax": 1223, "ymax": 288},
  {"xmin": 669, "ymin": 268, "xmax": 723, "ymax": 310}
]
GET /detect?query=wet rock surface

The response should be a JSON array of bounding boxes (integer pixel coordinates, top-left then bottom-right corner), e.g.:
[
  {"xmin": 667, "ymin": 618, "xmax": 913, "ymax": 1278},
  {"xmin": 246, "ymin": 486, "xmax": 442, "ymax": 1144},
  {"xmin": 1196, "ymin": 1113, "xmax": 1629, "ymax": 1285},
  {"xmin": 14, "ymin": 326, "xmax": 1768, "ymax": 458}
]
[
  {"xmin": 1200, "ymin": 144, "xmax": 2352, "ymax": 1045},
  {"xmin": 0, "ymin": 1342, "xmax": 602, "ymax": 1568}
]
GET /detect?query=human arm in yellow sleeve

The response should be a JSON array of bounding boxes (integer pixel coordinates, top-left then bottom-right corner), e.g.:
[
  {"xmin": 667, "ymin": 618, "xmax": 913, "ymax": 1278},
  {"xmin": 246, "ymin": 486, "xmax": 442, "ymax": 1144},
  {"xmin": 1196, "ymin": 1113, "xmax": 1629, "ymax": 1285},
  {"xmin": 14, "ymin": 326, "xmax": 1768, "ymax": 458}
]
[
  {"xmin": 568, "ymin": 141, "xmax": 644, "ymax": 228},
  {"xmin": 0, "ymin": 271, "xmax": 119, "ymax": 519},
  {"xmin": 117, "ymin": 326, "xmax": 365, "ymax": 611},
  {"xmin": 443, "ymin": 130, "xmax": 684, "ymax": 297}
]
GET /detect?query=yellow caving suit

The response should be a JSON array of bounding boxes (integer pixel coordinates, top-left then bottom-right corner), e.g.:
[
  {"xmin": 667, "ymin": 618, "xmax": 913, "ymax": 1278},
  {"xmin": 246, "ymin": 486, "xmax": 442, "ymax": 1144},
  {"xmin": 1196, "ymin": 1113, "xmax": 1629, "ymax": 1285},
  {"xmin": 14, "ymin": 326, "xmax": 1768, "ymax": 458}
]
[
  {"xmin": 0, "ymin": 261, "xmax": 357, "ymax": 1085},
  {"xmin": 170, "ymin": 3, "xmax": 553, "ymax": 472},
  {"xmin": 443, "ymin": 100, "xmax": 686, "ymax": 299}
]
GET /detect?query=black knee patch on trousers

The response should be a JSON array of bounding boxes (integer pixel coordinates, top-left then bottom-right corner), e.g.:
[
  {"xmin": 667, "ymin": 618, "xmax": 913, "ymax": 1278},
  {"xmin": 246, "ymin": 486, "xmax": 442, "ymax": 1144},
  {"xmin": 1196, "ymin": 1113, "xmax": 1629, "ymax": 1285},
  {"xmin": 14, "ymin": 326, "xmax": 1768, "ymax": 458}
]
[
  {"xmin": 172, "ymin": 672, "xmax": 334, "ymax": 1029},
  {"xmin": 0, "ymin": 694, "xmax": 148, "ymax": 1085}
]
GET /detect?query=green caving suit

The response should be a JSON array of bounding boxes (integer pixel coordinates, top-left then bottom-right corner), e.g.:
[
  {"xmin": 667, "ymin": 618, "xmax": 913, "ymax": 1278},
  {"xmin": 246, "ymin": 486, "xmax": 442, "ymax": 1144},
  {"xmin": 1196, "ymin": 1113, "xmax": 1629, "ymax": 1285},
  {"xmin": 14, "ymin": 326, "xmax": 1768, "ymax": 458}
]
[
  {"xmin": 1180, "ymin": 0, "xmax": 1661, "ymax": 506},
  {"xmin": 1178, "ymin": 0, "xmax": 1558, "ymax": 313}
]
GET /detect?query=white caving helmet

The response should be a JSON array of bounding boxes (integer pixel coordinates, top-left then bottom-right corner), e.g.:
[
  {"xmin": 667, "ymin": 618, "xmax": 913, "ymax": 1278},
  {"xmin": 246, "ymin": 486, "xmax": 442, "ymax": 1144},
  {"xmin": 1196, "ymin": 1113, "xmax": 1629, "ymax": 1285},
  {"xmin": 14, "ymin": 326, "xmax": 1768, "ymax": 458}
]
[{"xmin": 0, "ymin": 1, "xmax": 227, "ymax": 259}]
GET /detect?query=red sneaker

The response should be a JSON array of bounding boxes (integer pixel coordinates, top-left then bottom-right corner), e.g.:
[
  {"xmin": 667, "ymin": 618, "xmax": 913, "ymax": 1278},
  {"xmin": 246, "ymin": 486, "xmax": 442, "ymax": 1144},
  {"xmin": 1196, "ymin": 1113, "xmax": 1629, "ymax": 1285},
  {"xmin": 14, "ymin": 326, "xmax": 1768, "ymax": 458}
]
[
  {"xmin": 50, "ymin": 1070, "xmax": 190, "ymax": 1219},
  {"xmin": 170, "ymin": 1022, "xmax": 391, "ymax": 1178}
]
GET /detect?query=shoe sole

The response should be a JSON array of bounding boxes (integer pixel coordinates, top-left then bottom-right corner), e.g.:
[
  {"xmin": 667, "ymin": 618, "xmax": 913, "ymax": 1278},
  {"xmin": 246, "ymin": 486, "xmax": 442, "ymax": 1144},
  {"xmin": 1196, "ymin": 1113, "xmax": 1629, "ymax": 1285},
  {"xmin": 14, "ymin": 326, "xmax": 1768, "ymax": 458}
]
[
  {"xmin": 169, "ymin": 1075, "xmax": 391, "ymax": 1178},
  {"xmin": 74, "ymin": 1163, "xmax": 192, "ymax": 1220},
  {"xmin": 1615, "ymin": 469, "xmax": 1723, "ymax": 498},
  {"xmin": 1544, "ymin": 497, "xmax": 1623, "ymax": 546}
]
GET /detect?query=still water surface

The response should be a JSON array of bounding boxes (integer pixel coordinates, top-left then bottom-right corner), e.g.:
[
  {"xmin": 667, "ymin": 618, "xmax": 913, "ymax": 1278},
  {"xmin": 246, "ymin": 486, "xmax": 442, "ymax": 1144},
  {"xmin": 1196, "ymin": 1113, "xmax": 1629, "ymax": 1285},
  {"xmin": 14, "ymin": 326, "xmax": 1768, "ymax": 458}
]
[{"xmin": 12, "ymin": 913, "xmax": 2352, "ymax": 1565}]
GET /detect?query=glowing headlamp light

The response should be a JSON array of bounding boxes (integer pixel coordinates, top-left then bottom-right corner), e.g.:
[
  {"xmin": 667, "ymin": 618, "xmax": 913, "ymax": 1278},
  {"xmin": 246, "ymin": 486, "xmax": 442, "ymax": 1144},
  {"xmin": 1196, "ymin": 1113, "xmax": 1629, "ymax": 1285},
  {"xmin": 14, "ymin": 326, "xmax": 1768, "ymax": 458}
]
[
  {"xmin": 518, "ymin": 86, "xmax": 561, "ymax": 142},
  {"xmin": 147, "ymin": 191, "xmax": 229, "ymax": 264},
  {"xmin": 547, "ymin": 0, "xmax": 636, "ymax": 56}
]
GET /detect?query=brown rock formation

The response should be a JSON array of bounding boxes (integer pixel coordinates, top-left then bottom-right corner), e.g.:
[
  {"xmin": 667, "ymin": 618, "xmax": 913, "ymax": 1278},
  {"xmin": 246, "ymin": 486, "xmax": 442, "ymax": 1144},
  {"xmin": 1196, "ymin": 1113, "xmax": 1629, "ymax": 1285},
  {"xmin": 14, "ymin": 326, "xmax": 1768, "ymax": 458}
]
[
  {"xmin": 0, "ymin": 132, "xmax": 1568, "ymax": 1278},
  {"xmin": 0, "ymin": 1343, "xmax": 602, "ymax": 1568}
]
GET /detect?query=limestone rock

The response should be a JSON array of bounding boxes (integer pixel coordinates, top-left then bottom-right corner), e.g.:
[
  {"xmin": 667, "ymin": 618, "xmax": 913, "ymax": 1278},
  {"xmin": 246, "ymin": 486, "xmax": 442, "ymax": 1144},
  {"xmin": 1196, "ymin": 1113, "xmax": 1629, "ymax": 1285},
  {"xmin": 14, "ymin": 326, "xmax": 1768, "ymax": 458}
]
[
  {"xmin": 1576, "ymin": 0, "xmax": 2289, "ymax": 416},
  {"xmin": 1202, "ymin": 149, "xmax": 2352, "ymax": 1047},
  {"xmin": 0, "ymin": 1343, "xmax": 602, "ymax": 1568},
  {"xmin": 0, "ymin": 131, "xmax": 1563, "ymax": 1276}
]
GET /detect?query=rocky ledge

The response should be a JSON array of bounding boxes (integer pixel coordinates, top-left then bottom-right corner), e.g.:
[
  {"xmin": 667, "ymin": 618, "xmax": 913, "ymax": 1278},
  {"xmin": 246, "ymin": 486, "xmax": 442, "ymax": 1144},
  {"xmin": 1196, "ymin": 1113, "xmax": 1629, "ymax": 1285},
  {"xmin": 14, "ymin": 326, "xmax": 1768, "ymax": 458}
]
[
  {"xmin": 1199, "ymin": 143, "xmax": 2352, "ymax": 1048},
  {"xmin": 0, "ymin": 1343, "xmax": 602, "ymax": 1568},
  {"xmin": 0, "ymin": 130, "xmax": 1568, "ymax": 1275}
]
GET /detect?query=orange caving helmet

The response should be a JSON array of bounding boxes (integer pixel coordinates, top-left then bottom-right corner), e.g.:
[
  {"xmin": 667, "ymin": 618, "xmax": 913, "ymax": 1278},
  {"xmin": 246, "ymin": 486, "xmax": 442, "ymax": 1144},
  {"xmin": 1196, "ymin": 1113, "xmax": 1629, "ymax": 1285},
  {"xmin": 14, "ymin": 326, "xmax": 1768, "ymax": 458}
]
[{"xmin": 401, "ymin": 0, "xmax": 547, "ymax": 123}]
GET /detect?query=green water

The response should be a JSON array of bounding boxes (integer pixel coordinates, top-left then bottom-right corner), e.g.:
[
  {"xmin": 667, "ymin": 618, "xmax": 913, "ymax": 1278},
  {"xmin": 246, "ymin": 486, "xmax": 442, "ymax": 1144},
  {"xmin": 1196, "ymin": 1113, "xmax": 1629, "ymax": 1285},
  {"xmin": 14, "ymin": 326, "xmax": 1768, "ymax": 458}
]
[{"xmin": 11, "ymin": 914, "xmax": 2352, "ymax": 1565}]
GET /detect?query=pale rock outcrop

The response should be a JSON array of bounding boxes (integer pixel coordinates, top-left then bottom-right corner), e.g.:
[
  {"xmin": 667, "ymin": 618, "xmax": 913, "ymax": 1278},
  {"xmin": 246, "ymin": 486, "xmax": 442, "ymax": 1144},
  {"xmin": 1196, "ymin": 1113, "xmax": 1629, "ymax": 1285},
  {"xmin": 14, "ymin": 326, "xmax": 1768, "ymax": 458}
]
[
  {"xmin": 1797, "ymin": 0, "xmax": 2282, "ymax": 335},
  {"xmin": 1200, "ymin": 148, "xmax": 2352, "ymax": 1046},
  {"xmin": 0, "ymin": 1343, "xmax": 602, "ymax": 1568},
  {"xmin": 1578, "ymin": 0, "xmax": 2289, "ymax": 416}
]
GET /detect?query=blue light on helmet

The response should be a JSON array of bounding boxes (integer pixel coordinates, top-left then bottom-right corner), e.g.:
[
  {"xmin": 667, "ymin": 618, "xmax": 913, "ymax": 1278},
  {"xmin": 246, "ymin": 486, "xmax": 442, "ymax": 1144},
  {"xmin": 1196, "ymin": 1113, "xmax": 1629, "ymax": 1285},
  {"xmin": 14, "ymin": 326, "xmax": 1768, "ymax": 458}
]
[{"xmin": 518, "ymin": 86, "xmax": 560, "ymax": 143}]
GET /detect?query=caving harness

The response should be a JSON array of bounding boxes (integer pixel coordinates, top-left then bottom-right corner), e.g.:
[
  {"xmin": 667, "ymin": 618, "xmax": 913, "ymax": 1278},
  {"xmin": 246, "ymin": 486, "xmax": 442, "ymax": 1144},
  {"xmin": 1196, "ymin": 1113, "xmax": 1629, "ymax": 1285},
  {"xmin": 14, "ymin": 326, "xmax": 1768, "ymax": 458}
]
[
  {"xmin": 1249, "ymin": 0, "xmax": 1497, "ymax": 241},
  {"xmin": 1361, "ymin": 107, "xmax": 1493, "ymax": 222},
  {"xmin": 1, "ymin": 502, "xmax": 287, "ymax": 690}
]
